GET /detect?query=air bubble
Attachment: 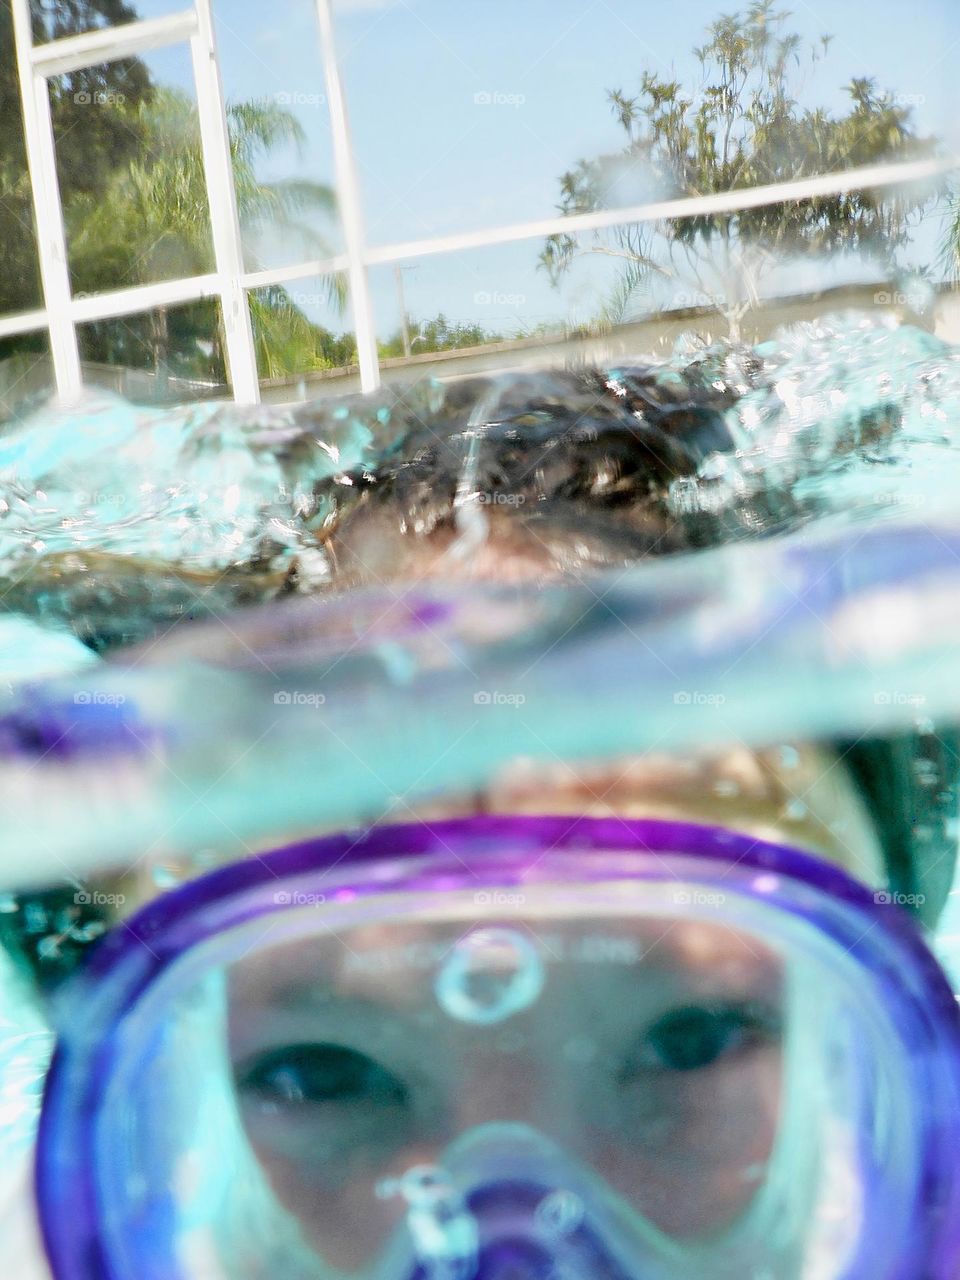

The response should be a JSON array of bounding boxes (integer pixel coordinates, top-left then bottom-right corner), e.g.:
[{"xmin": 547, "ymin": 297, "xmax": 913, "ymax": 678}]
[
  {"xmin": 536, "ymin": 1190, "xmax": 584, "ymax": 1239},
  {"xmin": 435, "ymin": 928, "xmax": 544, "ymax": 1025},
  {"xmin": 37, "ymin": 936, "xmax": 61, "ymax": 959},
  {"xmin": 376, "ymin": 1165, "xmax": 477, "ymax": 1279},
  {"xmin": 912, "ymin": 760, "xmax": 940, "ymax": 789},
  {"xmin": 71, "ymin": 921, "xmax": 106, "ymax": 943}
]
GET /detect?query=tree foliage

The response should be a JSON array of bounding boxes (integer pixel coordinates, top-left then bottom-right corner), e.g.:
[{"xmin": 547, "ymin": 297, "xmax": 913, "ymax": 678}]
[
  {"xmin": 249, "ymin": 287, "xmax": 354, "ymax": 381},
  {"xmin": 0, "ymin": 0, "xmax": 152, "ymax": 326},
  {"xmin": 0, "ymin": 7, "xmax": 346, "ymax": 383},
  {"xmin": 63, "ymin": 87, "xmax": 344, "ymax": 380},
  {"xmin": 541, "ymin": 1, "xmax": 937, "ymax": 336},
  {"xmin": 942, "ymin": 189, "xmax": 960, "ymax": 286},
  {"xmin": 378, "ymin": 313, "xmax": 503, "ymax": 359}
]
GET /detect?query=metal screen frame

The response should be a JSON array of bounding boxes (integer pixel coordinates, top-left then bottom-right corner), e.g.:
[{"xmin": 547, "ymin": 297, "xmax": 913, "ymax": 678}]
[{"xmin": 7, "ymin": 0, "xmax": 952, "ymax": 406}]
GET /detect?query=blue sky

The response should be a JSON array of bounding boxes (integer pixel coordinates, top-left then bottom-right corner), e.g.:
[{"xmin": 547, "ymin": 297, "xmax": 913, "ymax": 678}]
[{"xmin": 132, "ymin": 0, "xmax": 959, "ymax": 339}]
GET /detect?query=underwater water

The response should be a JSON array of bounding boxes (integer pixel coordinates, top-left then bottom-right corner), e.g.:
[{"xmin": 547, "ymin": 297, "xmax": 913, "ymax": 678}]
[
  {"xmin": 1, "ymin": 309, "xmax": 960, "ymax": 1271},
  {"xmin": 1, "ymin": 311, "xmax": 960, "ymax": 874}
]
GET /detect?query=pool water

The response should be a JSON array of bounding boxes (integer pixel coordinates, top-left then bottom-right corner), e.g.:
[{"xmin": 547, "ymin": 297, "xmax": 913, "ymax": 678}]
[
  {"xmin": 2, "ymin": 309, "xmax": 960, "ymax": 1270},
  {"xmin": 1, "ymin": 310, "xmax": 959, "ymax": 888}
]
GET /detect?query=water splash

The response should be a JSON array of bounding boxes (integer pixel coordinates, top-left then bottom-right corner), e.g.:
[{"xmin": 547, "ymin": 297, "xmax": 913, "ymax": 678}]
[
  {"xmin": 666, "ymin": 313, "xmax": 960, "ymax": 525},
  {"xmin": 3, "ymin": 313, "xmax": 960, "ymax": 658},
  {"xmin": 2, "ymin": 312, "xmax": 960, "ymax": 916},
  {"xmin": 446, "ymin": 383, "xmax": 505, "ymax": 567}
]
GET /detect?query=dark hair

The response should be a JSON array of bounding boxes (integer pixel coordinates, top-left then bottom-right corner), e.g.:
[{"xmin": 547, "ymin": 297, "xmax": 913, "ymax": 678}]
[{"xmin": 317, "ymin": 366, "xmax": 810, "ymax": 586}]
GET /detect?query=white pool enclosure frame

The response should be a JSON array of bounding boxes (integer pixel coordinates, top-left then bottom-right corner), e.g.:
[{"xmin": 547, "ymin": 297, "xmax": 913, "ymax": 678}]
[{"xmin": 6, "ymin": 0, "xmax": 953, "ymax": 406}]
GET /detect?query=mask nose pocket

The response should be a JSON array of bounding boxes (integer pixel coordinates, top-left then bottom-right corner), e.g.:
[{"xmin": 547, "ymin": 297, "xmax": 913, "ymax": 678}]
[{"xmin": 378, "ymin": 1126, "xmax": 637, "ymax": 1280}]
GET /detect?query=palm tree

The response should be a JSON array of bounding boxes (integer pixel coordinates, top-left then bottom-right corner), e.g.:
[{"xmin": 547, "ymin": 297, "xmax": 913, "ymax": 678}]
[
  {"xmin": 66, "ymin": 87, "xmax": 344, "ymax": 383},
  {"xmin": 941, "ymin": 190, "xmax": 960, "ymax": 286}
]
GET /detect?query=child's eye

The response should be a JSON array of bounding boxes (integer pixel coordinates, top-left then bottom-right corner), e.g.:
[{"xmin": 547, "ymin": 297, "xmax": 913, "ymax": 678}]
[
  {"xmin": 236, "ymin": 1042, "xmax": 409, "ymax": 1108},
  {"xmin": 624, "ymin": 1003, "xmax": 780, "ymax": 1074}
]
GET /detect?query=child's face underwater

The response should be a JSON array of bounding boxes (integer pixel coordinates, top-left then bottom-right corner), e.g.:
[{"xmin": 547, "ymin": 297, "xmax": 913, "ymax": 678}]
[
  {"xmin": 224, "ymin": 508, "xmax": 890, "ymax": 1273},
  {"xmin": 212, "ymin": 497, "xmax": 889, "ymax": 1270},
  {"xmin": 10, "ymin": 500, "xmax": 896, "ymax": 1277},
  {"xmin": 219, "ymin": 742, "xmax": 884, "ymax": 1273},
  {"xmin": 229, "ymin": 916, "xmax": 784, "ymax": 1270}
]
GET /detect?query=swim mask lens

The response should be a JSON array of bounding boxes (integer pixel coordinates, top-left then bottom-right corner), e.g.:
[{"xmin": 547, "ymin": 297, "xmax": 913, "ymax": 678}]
[{"xmin": 36, "ymin": 816, "xmax": 960, "ymax": 1279}]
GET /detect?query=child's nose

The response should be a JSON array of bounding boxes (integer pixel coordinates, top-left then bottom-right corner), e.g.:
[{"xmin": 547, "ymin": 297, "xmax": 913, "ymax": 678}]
[{"xmin": 454, "ymin": 1049, "xmax": 545, "ymax": 1132}]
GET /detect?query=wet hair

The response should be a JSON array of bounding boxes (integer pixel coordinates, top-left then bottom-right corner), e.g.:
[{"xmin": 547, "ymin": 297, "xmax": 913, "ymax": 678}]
[
  {"xmin": 315, "ymin": 367, "xmax": 807, "ymax": 588},
  {"xmin": 314, "ymin": 369, "xmax": 960, "ymax": 936}
]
